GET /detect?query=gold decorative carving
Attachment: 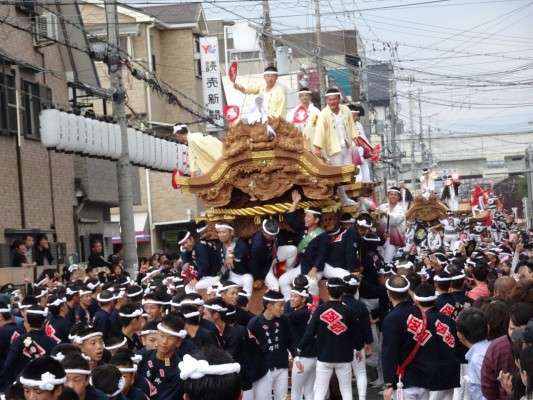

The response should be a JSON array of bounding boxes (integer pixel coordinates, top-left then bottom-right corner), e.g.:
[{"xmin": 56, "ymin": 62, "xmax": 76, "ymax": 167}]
[
  {"xmin": 210, "ymin": 162, "xmax": 228, "ymax": 182},
  {"xmin": 299, "ymin": 156, "xmax": 319, "ymax": 174},
  {"xmin": 251, "ymin": 150, "xmax": 275, "ymax": 159}
]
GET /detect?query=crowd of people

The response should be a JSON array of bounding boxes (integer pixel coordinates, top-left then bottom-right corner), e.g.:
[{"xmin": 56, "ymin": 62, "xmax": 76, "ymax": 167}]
[{"xmin": 2, "ymin": 182, "xmax": 533, "ymax": 400}]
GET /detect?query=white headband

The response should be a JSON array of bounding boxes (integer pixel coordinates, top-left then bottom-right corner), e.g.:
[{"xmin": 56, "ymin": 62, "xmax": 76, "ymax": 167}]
[
  {"xmin": 179, "ymin": 298, "xmax": 204, "ymax": 306},
  {"xmin": 357, "ymin": 220, "xmax": 372, "ymax": 228},
  {"xmin": 397, "ymin": 262, "xmax": 414, "ymax": 270},
  {"xmin": 26, "ymin": 308, "xmax": 49, "ymax": 316},
  {"xmin": 207, "ymin": 285, "xmax": 220, "ymax": 295},
  {"xmin": 434, "ymin": 275, "xmax": 452, "ymax": 282},
  {"xmin": 262, "ymin": 295, "xmax": 284, "ymax": 302},
  {"xmin": 183, "ymin": 311, "xmax": 200, "ymax": 319},
  {"xmin": 326, "ymin": 283, "xmax": 344, "ymax": 288},
  {"xmin": 35, "ymin": 289, "xmax": 49, "ymax": 299},
  {"xmin": 142, "ymin": 299, "xmax": 169, "ymax": 306},
  {"xmin": 178, "ymin": 231, "xmax": 191, "ymax": 245},
  {"xmin": 35, "ymin": 278, "xmax": 48, "ymax": 288},
  {"xmin": 141, "ymin": 329, "xmax": 158, "ymax": 336},
  {"xmin": 346, "ymin": 278, "xmax": 360, "ymax": 286},
  {"xmin": 263, "ymin": 71, "xmax": 278, "ymax": 75},
  {"xmin": 304, "ymin": 208, "xmax": 322, "ymax": 216},
  {"xmin": 68, "ymin": 264, "xmax": 80, "ymax": 273},
  {"xmin": 450, "ymin": 273, "xmax": 466, "ymax": 280},
  {"xmin": 127, "ymin": 287, "xmax": 142, "ymax": 297},
  {"xmin": 74, "ymin": 332, "xmax": 103, "ymax": 344},
  {"xmin": 291, "ymin": 289, "xmax": 309, "ymax": 297},
  {"xmin": 118, "ymin": 309, "xmax": 143, "ymax": 318},
  {"xmin": 203, "ymin": 304, "xmax": 227, "ymax": 313},
  {"xmin": 64, "ymin": 369, "xmax": 91, "ymax": 376},
  {"xmin": 79, "ymin": 289, "xmax": 92, "ymax": 296},
  {"xmin": 262, "ymin": 219, "xmax": 280, "ymax": 236},
  {"xmin": 86, "ymin": 281, "xmax": 102, "ymax": 290},
  {"xmin": 19, "ymin": 373, "xmax": 66, "ymax": 391},
  {"xmin": 66, "ymin": 287, "xmax": 80, "ymax": 296},
  {"xmin": 218, "ymin": 283, "xmax": 238, "ymax": 292},
  {"xmin": 179, "ymin": 354, "xmax": 240, "ymax": 380},
  {"xmin": 141, "ymin": 270, "xmax": 160, "ymax": 283},
  {"xmin": 325, "ymin": 91, "xmax": 341, "ymax": 97},
  {"xmin": 90, "ymin": 376, "xmax": 125, "ymax": 398},
  {"xmin": 157, "ymin": 323, "xmax": 187, "ymax": 338},
  {"xmin": 225, "ymin": 309, "xmax": 236, "ymax": 316},
  {"xmin": 47, "ymin": 298, "xmax": 66, "ymax": 307},
  {"xmin": 118, "ymin": 366, "xmax": 138, "ymax": 373},
  {"xmin": 298, "ymin": 89, "xmax": 312, "ymax": 94},
  {"xmin": 0, "ymin": 305, "xmax": 10, "ymax": 313},
  {"xmin": 340, "ymin": 217, "xmax": 355, "ymax": 223},
  {"xmin": 215, "ymin": 223, "xmax": 234, "ymax": 231},
  {"xmin": 414, "ymin": 293, "xmax": 438, "ymax": 302},
  {"xmin": 385, "ymin": 278, "xmax": 410, "ymax": 293},
  {"xmin": 388, "ymin": 189, "xmax": 401, "ymax": 194},
  {"xmin": 196, "ymin": 225, "xmax": 208, "ymax": 234},
  {"xmin": 105, "ymin": 337, "xmax": 127, "ymax": 350},
  {"xmin": 96, "ymin": 293, "xmax": 115, "ymax": 303},
  {"xmin": 173, "ymin": 124, "xmax": 187, "ymax": 134}
]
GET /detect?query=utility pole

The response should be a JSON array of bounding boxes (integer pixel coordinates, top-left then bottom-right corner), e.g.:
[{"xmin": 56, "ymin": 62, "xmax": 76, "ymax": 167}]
[
  {"xmin": 105, "ymin": 0, "xmax": 138, "ymax": 273},
  {"xmin": 526, "ymin": 145, "xmax": 533, "ymax": 228},
  {"xmin": 388, "ymin": 63, "xmax": 398, "ymax": 184},
  {"xmin": 409, "ymin": 88, "xmax": 416, "ymax": 191},
  {"xmin": 417, "ymin": 88, "xmax": 424, "ymax": 194},
  {"xmin": 315, "ymin": 0, "xmax": 327, "ymax": 108},
  {"xmin": 262, "ymin": 0, "xmax": 275, "ymax": 66}
]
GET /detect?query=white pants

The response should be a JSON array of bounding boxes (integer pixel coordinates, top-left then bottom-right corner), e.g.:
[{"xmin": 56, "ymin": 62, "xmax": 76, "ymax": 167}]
[
  {"xmin": 228, "ymin": 271, "xmax": 254, "ymax": 296},
  {"xmin": 453, "ymin": 364, "xmax": 470, "ymax": 400},
  {"xmin": 330, "ymin": 148, "xmax": 353, "ymax": 201},
  {"xmin": 393, "ymin": 387, "xmax": 430, "ymax": 400},
  {"xmin": 443, "ymin": 235, "xmax": 457, "ymax": 249},
  {"xmin": 448, "ymin": 198, "xmax": 459, "ymax": 211},
  {"xmin": 264, "ymin": 245, "xmax": 298, "ymax": 291},
  {"xmin": 279, "ymin": 266, "xmax": 323, "ymax": 300},
  {"xmin": 357, "ymin": 158, "xmax": 370, "ymax": 182},
  {"xmin": 248, "ymin": 370, "xmax": 271, "ymax": 400},
  {"xmin": 291, "ymin": 357, "xmax": 316, "ymax": 400},
  {"xmin": 323, "ymin": 263, "xmax": 350, "ymax": 280},
  {"xmin": 313, "ymin": 360, "xmax": 353, "ymax": 400},
  {"xmin": 430, "ymin": 389, "xmax": 454, "ymax": 400},
  {"xmin": 352, "ymin": 351, "xmax": 367, "ymax": 400},
  {"xmin": 381, "ymin": 238, "xmax": 397, "ymax": 263},
  {"xmin": 269, "ymin": 368, "xmax": 288, "ymax": 400},
  {"xmin": 186, "ymin": 275, "xmax": 219, "ymax": 293}
]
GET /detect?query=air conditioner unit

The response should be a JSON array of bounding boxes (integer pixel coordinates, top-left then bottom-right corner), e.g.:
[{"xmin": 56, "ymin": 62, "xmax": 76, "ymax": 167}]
[{"xmin": 34, "ymin": 13, "xmax": 58, "ymax": 45}]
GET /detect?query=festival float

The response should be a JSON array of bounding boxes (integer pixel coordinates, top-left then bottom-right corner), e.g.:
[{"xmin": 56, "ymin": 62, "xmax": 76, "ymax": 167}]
[{"xmin": 172, "ymin": 116, "xmax": 378, "ymax": 237}]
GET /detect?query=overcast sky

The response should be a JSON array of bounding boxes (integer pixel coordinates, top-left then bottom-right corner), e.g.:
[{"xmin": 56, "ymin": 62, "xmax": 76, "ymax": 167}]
[{"xmin": 134, "ymin": 0, "xmax": 533, "ymax": 135}]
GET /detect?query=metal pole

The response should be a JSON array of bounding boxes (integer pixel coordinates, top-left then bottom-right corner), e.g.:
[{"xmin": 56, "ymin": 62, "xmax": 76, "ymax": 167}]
[
  {"xmin": 315, "ymin": 0, "xmax": 327, "ymax": 109},
  {"xmin": 105, "ymin": 0, "xmax": 138, "ymax": 274}
]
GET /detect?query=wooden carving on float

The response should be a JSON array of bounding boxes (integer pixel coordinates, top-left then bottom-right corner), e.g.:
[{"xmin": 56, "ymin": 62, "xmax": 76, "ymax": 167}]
[{"xmin": 175, "ymin": 117, "xmax": 358, "ymax": 209}]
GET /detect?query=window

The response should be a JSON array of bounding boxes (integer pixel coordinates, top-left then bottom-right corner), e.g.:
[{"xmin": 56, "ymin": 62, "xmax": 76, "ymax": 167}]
[
  {"xmin": 0, "ymin": 71, "xmax": 51, "ymax": 138},
  {"xmin": 0, "ymin": 73, "xmax": 18, "ymax": 135},
  {"xmin": 194, "ymin": 36, "xmax": 202, "ymax": 78},
  {"xmin": 24, "ymin": 81, "xmax": 51, "ymax": 139}
]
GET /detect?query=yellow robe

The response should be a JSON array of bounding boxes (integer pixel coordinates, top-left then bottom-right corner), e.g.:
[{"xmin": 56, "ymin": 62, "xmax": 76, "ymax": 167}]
[
  {"xmin": 313, "ymin": 104, "xmax": 359, "ymax": 157},
  {"xmin": 240, "ymin": 82, "xmax": 287, "ymax": 118},
  {"xmin": 187, "ymin": 132, "xmax": 223, "ymax": 175}
]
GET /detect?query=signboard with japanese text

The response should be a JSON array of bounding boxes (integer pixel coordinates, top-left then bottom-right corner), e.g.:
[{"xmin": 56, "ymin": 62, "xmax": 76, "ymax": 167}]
[{"xmin": 200, "ymin": 37, "xmax": 224, "ymax": 132}]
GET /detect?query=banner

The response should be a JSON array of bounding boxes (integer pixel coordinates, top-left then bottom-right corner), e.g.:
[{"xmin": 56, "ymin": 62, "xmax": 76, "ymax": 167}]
[{"xmin": 200, "ymin": 37, "xmax": 224, "ymax": 131}]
